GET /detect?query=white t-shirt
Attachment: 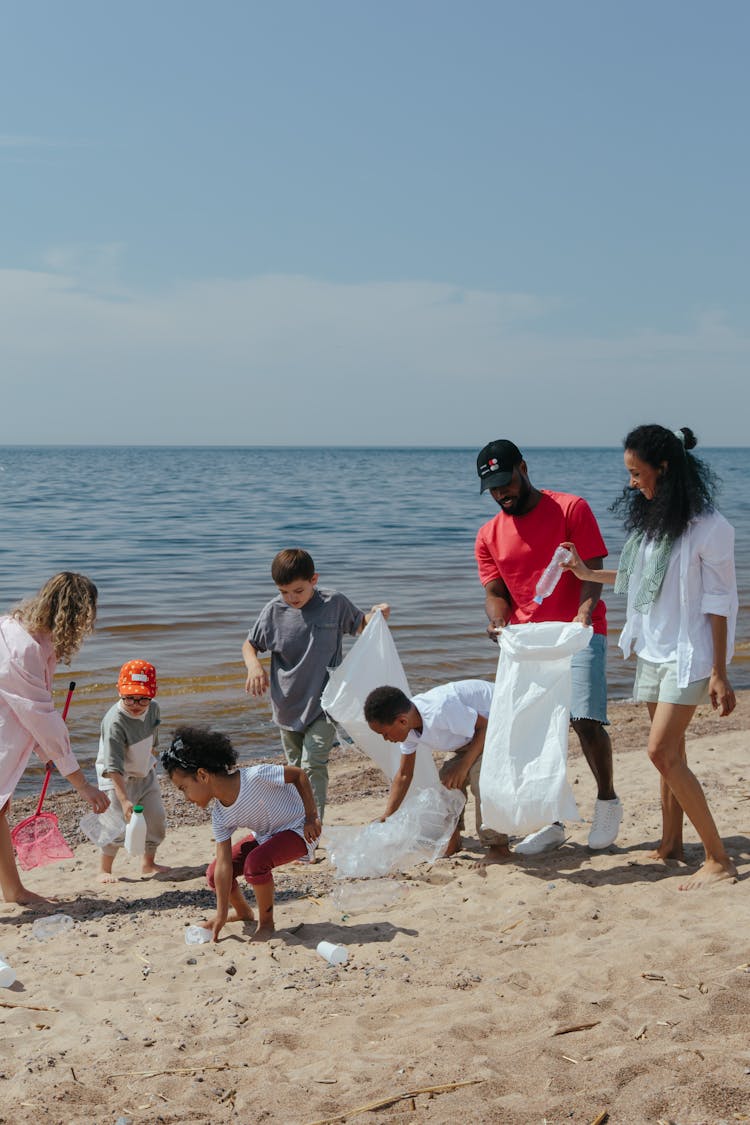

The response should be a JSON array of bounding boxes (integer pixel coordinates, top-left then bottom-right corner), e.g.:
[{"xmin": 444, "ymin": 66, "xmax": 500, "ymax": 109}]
[
  {"xmin": 211, "ymin": 764, "xmax": 314, "ymax": 860},
  {"xmin": 632, "ymin": 537, "xmax": 683, "ymax": 662},
  {"xmin": 400, "ymin": 679, "xmax": 493, "ymax": 756}
]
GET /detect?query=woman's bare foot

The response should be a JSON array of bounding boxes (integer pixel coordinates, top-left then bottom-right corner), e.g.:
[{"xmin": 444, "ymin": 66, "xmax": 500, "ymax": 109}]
[
  {"xmin": 5, "ymin": 886, "xmax": 57, "ymax": 907},
  {"xmin": 473, "ymin": 843, "xmax": 512, "ymax": 869},
  {"xmin": 646, "ymin": 846, "xmax": 685, "ymax": 863},
  {"xmin": 97, "ymin": 871, "xmax": 119, "ymax": 884},
  {"xmin": 678, "ymin": 857, "xmax": 737, "ymax": 891},
  {"xmin": 141, "ymin": 861, "xmax": 172, "ymax": 878}
]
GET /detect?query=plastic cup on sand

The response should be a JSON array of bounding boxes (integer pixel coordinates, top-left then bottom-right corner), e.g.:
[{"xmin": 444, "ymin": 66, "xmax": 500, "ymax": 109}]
[
  {"xmin": 316, "ymin": 940, "xmax": 348, "ymax": 966},
  {"xmin": 0, "ymin": 956, "xmax": 16, "ymax": 988}
]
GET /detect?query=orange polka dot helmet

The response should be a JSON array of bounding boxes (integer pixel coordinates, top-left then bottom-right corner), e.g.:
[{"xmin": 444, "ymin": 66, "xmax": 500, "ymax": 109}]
[{"xmin": 118, "ymin": 660, "xmax": 158, "ymax": 698}]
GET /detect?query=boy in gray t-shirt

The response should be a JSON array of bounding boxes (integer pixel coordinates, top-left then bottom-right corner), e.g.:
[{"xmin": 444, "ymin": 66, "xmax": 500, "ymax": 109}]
[
  {"xmin": 242, "ymin": 549, "xmax": 389, "ymax": 821},
  {"xmin": 95, "ymin": 660, "xmax": 170, "ymax": 882}
]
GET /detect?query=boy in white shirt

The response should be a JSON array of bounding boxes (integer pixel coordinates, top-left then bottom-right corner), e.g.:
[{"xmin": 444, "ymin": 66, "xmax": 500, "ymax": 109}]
[
  {"xmin": 364, "ymin": 680, "xmax": 510, "ymax": 862},
  {"xmin": 95, "ymin": 660, "xmax": 170, "ymax": 882}
]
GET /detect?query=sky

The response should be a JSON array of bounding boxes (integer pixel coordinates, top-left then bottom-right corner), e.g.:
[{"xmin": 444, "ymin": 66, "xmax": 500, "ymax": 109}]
[{"xmin": 1, "ymin": 1, "xmax": 748, "ymax": 446}]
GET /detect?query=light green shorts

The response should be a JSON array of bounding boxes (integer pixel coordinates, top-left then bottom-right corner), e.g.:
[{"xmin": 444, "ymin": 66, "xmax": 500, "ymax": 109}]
[{"xmin": 633, "ymin": 657, "xmax": 710, "ymax": 706}]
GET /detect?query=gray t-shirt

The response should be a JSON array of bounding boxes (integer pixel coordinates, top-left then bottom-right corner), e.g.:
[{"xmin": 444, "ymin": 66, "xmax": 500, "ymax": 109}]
[
  {"xmin": 248, "ymin": 588, "xmax": 364, "ymax": 731},
  {"xmin": 96, "ymin": 700, "xmax": 161, "ymax": 788}
]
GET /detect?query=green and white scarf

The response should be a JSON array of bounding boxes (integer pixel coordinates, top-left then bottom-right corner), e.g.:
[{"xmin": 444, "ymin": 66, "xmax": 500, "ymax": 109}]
[{"xmin": 614, "ymin": 531, "xmax": 673, "ymax": 613}]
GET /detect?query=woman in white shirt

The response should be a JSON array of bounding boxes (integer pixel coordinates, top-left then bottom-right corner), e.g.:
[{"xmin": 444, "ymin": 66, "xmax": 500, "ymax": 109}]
[{"xmin": 563, "ymin": 424, "xmax": 737, "ymax": 890}]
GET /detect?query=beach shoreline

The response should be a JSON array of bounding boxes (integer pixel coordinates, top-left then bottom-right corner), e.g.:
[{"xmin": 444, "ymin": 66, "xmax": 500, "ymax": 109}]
[{"xmin": 1, "ymin": 694, "xmax": 748, "ymax": 1122}]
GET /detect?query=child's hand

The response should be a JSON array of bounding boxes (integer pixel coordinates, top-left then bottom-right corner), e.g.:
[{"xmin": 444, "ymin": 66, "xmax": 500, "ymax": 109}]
[
  {"xmin": 304, "ymin": 815, "xmax": 322, "ymax": 843},
  {"xmin": 245, "ymin": 666, "xmax": 269, "ymax": 696},
  {"xmin": 371, "ymin": 603, "xmax": 390, "ymax": 620},
  {"xmin": 120, "ymin": 799, "xmax": 135, "ymax": 822}
]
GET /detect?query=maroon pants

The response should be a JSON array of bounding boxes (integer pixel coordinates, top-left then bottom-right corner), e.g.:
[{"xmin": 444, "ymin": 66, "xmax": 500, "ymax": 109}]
[{"xmin": 206, "ymin": 830, "xmax": 307, "ymax": 888}]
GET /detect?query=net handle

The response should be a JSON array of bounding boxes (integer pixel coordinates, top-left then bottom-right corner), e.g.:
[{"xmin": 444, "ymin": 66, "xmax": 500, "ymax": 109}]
[{"xmin": 37, "ymin": 681, "xmax": 76, "ymax": 814}]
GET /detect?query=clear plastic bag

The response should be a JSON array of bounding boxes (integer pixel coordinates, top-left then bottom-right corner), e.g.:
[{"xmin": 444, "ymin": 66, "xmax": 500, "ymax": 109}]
[
  {"xmin": 79, "ymin": 803, "xmax": 124, "ymax": 848},
  {"xmin": 330, "ymin": 878, "xmax": 409, "ymax": 915},
  {"xmin": 325, "ymin": 786, "xmax": 464, "ymax": 880}
]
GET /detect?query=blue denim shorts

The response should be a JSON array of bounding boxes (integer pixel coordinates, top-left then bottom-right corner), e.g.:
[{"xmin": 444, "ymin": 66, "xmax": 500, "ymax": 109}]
[
  {"xmin": 633, "ymin": 657, "xmax": 710, "ymax": 706},
  {"xmin": 570, "ymin": 632, "xmax": 609, "ymax": 725}
]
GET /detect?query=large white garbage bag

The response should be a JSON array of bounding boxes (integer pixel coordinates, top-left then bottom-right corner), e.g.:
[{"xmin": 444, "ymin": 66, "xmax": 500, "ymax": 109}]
[
  {"xmin": 321, "ymin": 611, "xmax": 438, "ymax": 790},
  {"xmin": 321, "ymin": 612, "xmax": 464, "ymax": 878},
  {"xmin": 479, "ymin": 622, "xmax": 593, "ymax": 836}
]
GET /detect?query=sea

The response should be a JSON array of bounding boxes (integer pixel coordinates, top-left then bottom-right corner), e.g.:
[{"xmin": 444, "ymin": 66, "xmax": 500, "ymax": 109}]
[{"xmin": 2, "ymin": 445, "xmax": 748, "ymax": 795}]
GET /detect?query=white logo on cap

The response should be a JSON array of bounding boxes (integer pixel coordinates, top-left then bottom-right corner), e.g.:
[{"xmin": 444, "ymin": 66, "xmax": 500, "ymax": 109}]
[{"xmin": 130, "ymin": 673, "xmax": 149, "ymax": 683}]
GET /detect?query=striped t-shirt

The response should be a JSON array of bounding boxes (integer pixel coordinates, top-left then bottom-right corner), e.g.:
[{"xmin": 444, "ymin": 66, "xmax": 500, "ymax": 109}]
[{"xmin": 211, "ymin": 764, "xmax": 313, "ymax": 859}]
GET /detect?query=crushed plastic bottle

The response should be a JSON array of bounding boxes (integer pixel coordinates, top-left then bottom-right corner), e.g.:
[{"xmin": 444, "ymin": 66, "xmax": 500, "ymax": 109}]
[
  {"xmin": 184, "ymin": 925, "xmax": 212, "ymax": 945},
  {"xmin": 533, "ymin": 546, "xmax": 573, "ymax": 605},
  {"xmin": 331, "ymin": 878, "xmax": 408, "ymax": 915},
  {"xmin": 31, "ymin": 913, "xmax": 75, "ymax": 941},
  {"xmin": 325, "ymin": 786, "xmax": 464, "ymax": 880},
  {"xmin": 79, "ymin": 804, "xmax": 123, "ymax": 848}
]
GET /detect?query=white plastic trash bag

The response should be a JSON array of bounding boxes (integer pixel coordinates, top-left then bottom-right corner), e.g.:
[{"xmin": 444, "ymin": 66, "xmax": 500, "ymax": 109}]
[
  {"xmin": 479, "ymin": 621, "xmax": 593, "ymax": 836},
  {"xmin": 321, "ymin": 611, "xmax": 439, "ymax": 790},
  {"xmin": 324, "ymin": 786, "xmax": 466, "ymax": 879}
]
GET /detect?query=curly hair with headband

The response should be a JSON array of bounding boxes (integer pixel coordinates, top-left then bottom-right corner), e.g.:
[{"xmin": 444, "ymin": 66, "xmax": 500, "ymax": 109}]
[
  {"xmin": 13, "ymin": 572, "xmax": 98, "ymax": 664},
  {"xmin": 612, "ymin": 424, "xmax": 718, "ymax": 542}
]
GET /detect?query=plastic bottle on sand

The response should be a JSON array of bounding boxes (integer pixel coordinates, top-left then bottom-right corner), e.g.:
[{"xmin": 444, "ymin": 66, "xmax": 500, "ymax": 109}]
[
  {"xmin": 534, "ymin": 546, "xmax": 573, "ymax": 605},
  {"xmin": 31, "ymin": 914, "xmax": 75, "ymax": 941},
  {"xmin": 124, "ymin": 805, "xmax": 147, "ymax": 856}
]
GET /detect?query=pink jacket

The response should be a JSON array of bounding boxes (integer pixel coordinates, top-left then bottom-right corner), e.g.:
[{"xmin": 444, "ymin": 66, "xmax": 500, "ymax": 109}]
[{"xmin": 0, "ymin": 615, "xmax": 79, "ymax": 807}]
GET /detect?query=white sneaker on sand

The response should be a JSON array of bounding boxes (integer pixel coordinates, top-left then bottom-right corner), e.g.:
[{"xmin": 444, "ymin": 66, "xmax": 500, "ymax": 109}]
[
  {"xmin": 514, "ymin": 823, "xmax": 566, "ymax": 856},
  {"xmin": 587, "ymin": 798, "xmax": 623, "ymax": 850}
]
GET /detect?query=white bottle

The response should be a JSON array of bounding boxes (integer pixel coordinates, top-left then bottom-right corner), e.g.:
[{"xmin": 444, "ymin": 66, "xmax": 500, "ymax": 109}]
[
  {"xmin": 534, "ymin": 546, "xmax": 573, "ymax": 605},
  {"xmin": 124, "ymin": 804, "xmax": 147, "ymax": 856}
]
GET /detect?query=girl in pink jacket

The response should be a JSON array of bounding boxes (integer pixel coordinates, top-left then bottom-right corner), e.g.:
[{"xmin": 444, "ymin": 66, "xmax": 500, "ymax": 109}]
[{"xmin": 0, "ymin": 573, "xmax": 109, "ymax": 906}]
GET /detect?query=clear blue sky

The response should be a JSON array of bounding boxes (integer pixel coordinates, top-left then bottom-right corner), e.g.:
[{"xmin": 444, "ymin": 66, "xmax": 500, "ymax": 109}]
[{"xmin": 2, "ymin": 1, "xmax": 748, "ymax": 445}]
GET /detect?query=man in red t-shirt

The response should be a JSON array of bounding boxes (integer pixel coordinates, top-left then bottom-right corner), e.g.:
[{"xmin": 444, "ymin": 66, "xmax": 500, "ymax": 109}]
[{"xmin": 475, "ymin": 438, "xmax": 622, "ymax": 854}]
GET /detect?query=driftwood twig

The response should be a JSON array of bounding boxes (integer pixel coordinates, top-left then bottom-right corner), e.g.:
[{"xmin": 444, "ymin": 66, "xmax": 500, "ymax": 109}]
[{"xmin": 303, "ymin": 1078, "xmax": 482, "ymax": 1125}]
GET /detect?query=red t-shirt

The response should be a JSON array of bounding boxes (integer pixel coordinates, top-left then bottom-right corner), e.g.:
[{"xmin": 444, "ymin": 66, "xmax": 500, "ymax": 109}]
[{"xmin": 475, "ymin": 490, "xmax": 608, "ymax": 635}]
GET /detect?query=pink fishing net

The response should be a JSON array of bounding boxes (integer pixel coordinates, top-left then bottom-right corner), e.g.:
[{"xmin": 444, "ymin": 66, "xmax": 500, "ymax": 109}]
[{"xmin": 11, "ymin": 810, "xmax": 74, "ymax": 871}]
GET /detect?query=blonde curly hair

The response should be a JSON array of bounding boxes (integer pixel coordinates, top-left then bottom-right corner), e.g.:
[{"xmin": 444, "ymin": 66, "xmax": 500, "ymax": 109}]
[{"xmin": 13, "ymin": 572, "xmax": 98, "ymax": 664}]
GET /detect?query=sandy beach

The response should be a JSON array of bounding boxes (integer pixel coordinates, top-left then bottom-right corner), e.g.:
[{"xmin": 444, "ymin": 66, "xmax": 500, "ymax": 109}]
[{"xmin": 1, "ymin": 695, "xmax": 749, "ymax": 1125}]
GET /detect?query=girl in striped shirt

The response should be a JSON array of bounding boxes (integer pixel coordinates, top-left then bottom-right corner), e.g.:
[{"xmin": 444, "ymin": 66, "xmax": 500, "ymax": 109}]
[{"xmin": 162, "ymin": 726, "xmax": 320, "ymax": 941}]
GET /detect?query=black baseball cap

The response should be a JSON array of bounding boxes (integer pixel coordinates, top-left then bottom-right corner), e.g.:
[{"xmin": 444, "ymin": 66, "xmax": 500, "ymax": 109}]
[{"xmin": 476, "ymin": 439, "xmax": 523, "ymax": 493}]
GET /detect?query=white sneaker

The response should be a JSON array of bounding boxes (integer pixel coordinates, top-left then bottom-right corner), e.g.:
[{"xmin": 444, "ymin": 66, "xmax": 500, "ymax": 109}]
[
  {"xmin": 514, "ymin": 823, "xmax": 566, "ymax": 856},
  {"xmin": 587, "ymin": 798, "xmax": 623, "ymax": 850}
]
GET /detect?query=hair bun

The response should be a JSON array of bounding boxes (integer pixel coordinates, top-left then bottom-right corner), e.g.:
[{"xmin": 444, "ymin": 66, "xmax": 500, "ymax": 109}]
[{"xmin": 677, "ymin": 427, "xmax": 697, "ymax": 451}]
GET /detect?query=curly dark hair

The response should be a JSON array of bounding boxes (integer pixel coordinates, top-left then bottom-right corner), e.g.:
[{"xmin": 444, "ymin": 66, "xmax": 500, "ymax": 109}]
[
  {"xmin": 364, "ymin": 685, "xmax": 412, "ymax": 725},
  {"xmin": 611, "ymin": 425, "xmax": 718, "ymax": 541},
  {"xmin": 161, "ymin": 725, "xmax": 237, "ymax": 776}
]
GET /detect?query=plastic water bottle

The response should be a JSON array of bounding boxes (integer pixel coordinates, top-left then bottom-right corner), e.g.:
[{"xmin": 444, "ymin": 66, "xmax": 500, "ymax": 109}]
[
  {"xmin": 533, "ymin": 546, "xmax": 573, "ymax": 605},
  {"xmin": 0, "ymin": 956, "xmax": 16, "ymax": 987},
  {"xmin": 31, "ymin": 914, "xmax": 75, "ymax": 941},
  {"xmin": 124, "ymin": 805, "xmax": 147, "ymax": 856},
  {"xmin": 80, "ymin": 803, "xmax": 123, "ymax": 848}
]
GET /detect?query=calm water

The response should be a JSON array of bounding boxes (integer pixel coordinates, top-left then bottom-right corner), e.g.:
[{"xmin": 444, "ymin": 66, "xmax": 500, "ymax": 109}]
[{"xmin": 2, "ymin": 445, "xmax": 748, "ymax": 794}]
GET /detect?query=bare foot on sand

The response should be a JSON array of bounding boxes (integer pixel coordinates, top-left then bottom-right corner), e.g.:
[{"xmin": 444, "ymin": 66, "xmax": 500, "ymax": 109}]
[
  {"xmin": 678, "ymin": 857, "xmax": 737, "ymax": 891},
  {"xmin": 141, "ymin": 861, "xmax": 172, "ymax": 878},
  {"xmin": 442, "ymin": 828, "xmax": 462, "ymax": 858},
  {"xmin": 250, "ymin": 923, "xmax": 275, "ymax": 942},
  {"xmin": 5, "ymin": 887, "xmax": 57, "ymax": 907},
  {"xmin": 97, "ymin": 871, "xmax": 119, "ymax": 884},
  {"xmin": 473, "ymin": 844, "xmax": 513, "ymax": 870},
  {"xmin": 645, "ymin": 849, "xmax": 684, "ymax": 864}
]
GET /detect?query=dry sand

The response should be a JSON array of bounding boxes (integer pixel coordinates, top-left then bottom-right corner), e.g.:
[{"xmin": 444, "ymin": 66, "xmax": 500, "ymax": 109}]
[{"xmin": 1, "ymin": 696, "xmax": 749, "ymax": 1125}]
